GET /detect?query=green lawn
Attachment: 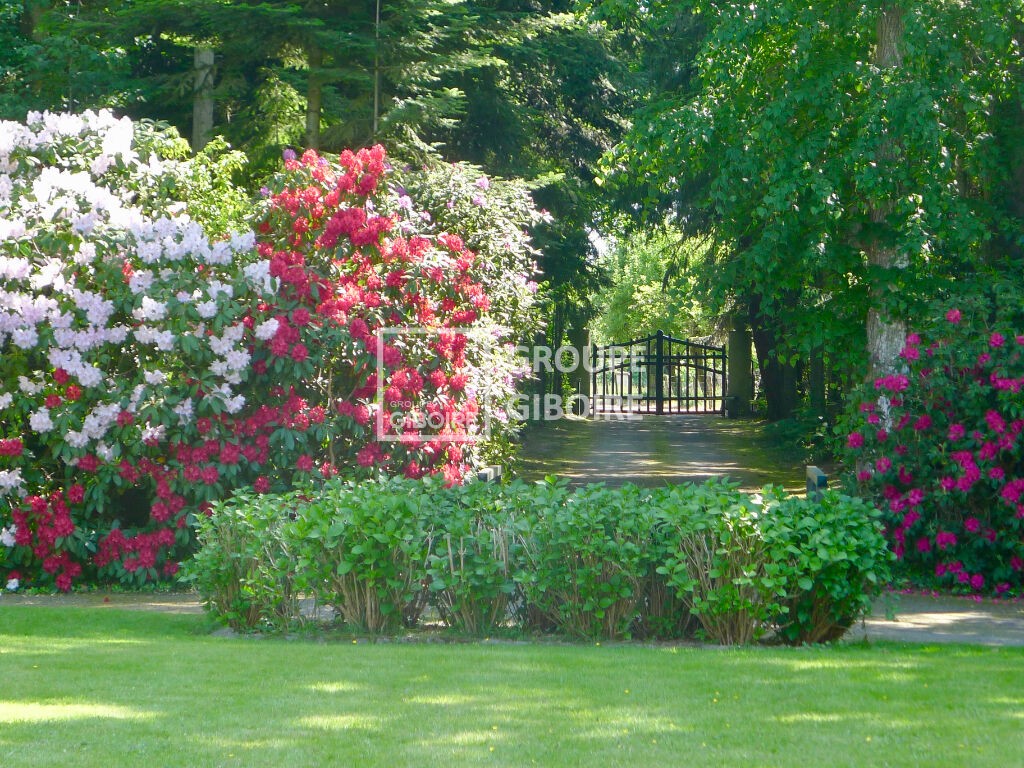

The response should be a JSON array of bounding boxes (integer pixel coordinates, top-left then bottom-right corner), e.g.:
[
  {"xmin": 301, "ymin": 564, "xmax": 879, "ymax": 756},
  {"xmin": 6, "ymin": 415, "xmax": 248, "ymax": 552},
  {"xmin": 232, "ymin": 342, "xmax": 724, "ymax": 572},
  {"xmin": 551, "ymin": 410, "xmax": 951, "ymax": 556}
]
[{"xmin": 1, "ymin": 607, "xmax": 1021, "ymax": 767}]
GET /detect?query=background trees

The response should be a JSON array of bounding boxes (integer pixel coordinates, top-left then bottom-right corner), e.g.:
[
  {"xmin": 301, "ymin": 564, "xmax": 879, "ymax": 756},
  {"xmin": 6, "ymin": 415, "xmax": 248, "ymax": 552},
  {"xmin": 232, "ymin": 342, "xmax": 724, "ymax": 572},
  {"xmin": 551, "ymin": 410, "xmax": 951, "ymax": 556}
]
[
  {"xmin": 593, "ymin": 0, "xmax": 1024, "ymax": 420},
  {"xmin": 1, "ymin": 0, "xmax": 629, "ymax": 357},
  {"xmin": 2, "ymin": 1, "xmax": 1021, "ymax": 423}
]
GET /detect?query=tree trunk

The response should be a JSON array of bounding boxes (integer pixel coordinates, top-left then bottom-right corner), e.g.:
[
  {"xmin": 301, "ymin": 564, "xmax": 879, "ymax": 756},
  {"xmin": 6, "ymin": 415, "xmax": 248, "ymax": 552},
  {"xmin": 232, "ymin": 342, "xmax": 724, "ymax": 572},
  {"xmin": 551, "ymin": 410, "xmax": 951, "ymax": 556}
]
[
  {"xmin": 372, "ymin": 0, "xmax": 382, "ymax": 137},
  {"xmin": 726, "ymin": 315, "xmax": 753, "ymax": 417},
  {"xmin": 192, "ymin": 46, "xmax": 216, "ymax": 152},
  {"xmin": 749, "ymin": 297, "xmax": 799, "ymax": 422},
  {"xmin": 20, "ymin": 0, "xmax": 48, "ymax": 41},
  {"xmin": 305, "ymin": 45, "xmax": 323, "ymax": 150},
  {"xmin": 808, "ymin": 345, "xmax": 826, "ymax": 418},
  {"xmin": 865, "ymin": 5, "xmax": 907, "ymax": 376}
]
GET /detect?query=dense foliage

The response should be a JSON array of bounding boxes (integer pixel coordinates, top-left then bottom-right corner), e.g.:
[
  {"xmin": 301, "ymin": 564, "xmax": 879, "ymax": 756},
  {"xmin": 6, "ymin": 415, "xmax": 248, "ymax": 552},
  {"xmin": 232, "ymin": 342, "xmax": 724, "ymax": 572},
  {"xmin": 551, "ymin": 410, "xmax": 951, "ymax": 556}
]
[
  {"xmin": 841, "ymin": 294, "xmax": 1024, "ymax": 595},
  {"xmin": 0, "ymin": 111, "xmax": 541, "ymax": 591},
  {"xmin": 2, "ymin": 1, "xmax": 628, "ymax": 357},
  {"xmin": 593, "ymin": 1, "xmax": 1024, "ymax": 418},
  {"xmin": 590, "ymin": 228, "xmax": 715, "ymax": 344},
  {"xmin": 188, "ymin": 477, "xmax": 891, "ymax": 644}
]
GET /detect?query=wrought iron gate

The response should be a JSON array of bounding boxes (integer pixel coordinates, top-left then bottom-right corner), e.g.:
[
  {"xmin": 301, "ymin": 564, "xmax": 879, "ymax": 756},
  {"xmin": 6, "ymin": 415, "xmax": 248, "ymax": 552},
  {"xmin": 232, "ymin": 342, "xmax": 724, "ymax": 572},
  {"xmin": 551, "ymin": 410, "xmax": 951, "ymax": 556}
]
[{"xmin": 590, "ymin": 330, "xmax": 726, "ymax": 415}]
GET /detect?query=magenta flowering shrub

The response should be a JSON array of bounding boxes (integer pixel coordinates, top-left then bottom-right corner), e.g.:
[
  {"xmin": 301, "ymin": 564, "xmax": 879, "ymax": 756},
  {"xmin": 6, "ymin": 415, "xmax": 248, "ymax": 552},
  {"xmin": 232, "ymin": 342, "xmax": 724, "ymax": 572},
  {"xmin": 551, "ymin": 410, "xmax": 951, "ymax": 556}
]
[
  {"xmin": 0, "ymin": 112, "xmax": 541, "ymax": 591},
  {"xmin": 841, "ymin": 303, "xmax": 1024, "ymax": 594}
]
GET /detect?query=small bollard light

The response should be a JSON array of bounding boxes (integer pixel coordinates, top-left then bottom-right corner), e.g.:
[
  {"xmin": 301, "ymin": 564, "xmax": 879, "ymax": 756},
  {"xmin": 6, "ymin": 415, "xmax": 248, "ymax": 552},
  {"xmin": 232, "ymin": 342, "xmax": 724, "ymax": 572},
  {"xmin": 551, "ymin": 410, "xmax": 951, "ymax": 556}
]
[
  {"xmin": 476, "ymin": 465, "xmax": 502, "ymax": 483},
  {"xmin": 806, "ymin": 465, "xmax": 828, "ymax": 501}
]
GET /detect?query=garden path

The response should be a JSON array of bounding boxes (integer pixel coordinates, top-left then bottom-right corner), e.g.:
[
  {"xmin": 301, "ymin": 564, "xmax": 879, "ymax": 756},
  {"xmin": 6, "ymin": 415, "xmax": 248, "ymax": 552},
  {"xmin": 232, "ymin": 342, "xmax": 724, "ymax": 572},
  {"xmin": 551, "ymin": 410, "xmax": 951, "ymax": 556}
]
[
  {"xmin": 3, "ymin": 591, "xmax": 1022, "ymax": 645},
  {"xmin": 516, "ymin": 414, "xmax": 805, "ymax": 492}
]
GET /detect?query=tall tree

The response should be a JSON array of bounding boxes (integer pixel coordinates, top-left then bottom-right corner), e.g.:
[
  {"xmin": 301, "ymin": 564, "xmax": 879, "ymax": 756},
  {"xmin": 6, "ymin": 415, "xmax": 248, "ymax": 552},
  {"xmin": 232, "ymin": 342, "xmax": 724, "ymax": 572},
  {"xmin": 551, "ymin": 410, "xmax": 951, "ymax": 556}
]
[
  {"xmin": 864, "ymin": 4, "xmax": 906, "ymax": 376},
  {"xmin": 595, "ymin": 0, "xmax": 1024, "ymax": 416},
  {"xmin": 432, "ymin": 4, "xmax": 634, "ymax": 342}
]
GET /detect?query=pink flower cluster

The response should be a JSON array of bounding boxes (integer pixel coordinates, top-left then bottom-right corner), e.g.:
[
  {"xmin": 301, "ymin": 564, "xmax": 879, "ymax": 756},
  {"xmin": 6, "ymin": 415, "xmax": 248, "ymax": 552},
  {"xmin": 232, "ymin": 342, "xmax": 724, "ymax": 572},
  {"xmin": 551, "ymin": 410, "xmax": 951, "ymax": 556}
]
[{"xmin": 845, "ymin": 309, "xmax": 1024, "ymax": 595}]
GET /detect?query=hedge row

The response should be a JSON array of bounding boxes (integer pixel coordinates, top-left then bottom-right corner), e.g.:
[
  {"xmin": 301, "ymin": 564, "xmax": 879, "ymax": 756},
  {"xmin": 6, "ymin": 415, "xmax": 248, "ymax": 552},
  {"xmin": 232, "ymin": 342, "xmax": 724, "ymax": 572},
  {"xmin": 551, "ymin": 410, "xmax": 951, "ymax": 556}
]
[{"xmin": 185, "ymin": 477, "xmax": 892, "ymax": 645}]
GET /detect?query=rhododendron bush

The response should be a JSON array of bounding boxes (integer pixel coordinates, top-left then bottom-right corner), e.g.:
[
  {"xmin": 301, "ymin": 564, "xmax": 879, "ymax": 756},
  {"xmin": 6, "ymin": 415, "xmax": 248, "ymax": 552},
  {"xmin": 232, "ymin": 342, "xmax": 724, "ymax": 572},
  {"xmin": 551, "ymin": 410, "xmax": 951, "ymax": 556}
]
[
  {"xmin": 0, "ymin": 110, "xmax": 541, "ymax": 590},
  {"xmin": 841, "ymin": 295, "xmax": 1024, "ymax": 595}
]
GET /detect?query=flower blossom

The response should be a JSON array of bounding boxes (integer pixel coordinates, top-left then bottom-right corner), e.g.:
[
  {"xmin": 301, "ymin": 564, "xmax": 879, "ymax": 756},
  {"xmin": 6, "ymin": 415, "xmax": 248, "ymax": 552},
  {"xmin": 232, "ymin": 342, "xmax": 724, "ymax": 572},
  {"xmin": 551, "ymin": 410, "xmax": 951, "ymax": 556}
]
[{"xmin": 29, "ymin": 408, "xmax": 54, "ymax": 432}]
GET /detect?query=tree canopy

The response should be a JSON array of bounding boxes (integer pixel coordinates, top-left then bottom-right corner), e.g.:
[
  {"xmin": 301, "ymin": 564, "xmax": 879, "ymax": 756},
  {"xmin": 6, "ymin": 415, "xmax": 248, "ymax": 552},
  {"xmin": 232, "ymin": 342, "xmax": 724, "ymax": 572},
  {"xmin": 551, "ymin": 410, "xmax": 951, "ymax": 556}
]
[
  {"xmin": 596, "ymin": 0, "xmax": 1024, "ymax": 417},
  {"xmin": 3, "ymin": 0, "xmax": 1021, "ymax": 420}
]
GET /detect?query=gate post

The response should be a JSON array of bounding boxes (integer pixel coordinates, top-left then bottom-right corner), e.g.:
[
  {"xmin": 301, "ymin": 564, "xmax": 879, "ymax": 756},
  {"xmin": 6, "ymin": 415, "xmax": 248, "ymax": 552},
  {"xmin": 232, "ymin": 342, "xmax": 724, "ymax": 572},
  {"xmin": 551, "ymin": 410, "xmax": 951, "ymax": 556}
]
[
  {"xmin": 566, "ymin": 326, "xmax": 591, "ymax": 417},
  {"xmin": 655, "ymin": 330, "xmax": 665, "ymax": 415},
  {"xmin": 726, "ymin": 316, "xmax": 753, "ymax": 417}
]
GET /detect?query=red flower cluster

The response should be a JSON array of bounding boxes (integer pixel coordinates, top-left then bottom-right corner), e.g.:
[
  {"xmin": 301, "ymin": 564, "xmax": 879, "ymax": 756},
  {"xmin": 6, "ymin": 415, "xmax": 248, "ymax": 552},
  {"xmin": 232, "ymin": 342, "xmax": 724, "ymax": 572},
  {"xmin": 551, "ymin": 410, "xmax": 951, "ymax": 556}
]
[
  {"xmin": 0, "ymin": 438, "xmax": 23, "ymax": 457},
  {"xmin": 10, "ymin": 492, "xmax": 83, "ymax": 591}
]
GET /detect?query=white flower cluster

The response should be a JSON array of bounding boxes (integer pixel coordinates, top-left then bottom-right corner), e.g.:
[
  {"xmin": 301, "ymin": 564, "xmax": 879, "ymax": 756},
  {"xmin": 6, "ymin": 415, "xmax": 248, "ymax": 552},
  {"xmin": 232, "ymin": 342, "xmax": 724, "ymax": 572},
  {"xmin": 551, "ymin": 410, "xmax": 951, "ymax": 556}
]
[
  {"xmin": 243, "ymin": 259, "xmax": 274, "ymax": 293},
  {"xmin": 210, "ymin": 384, "xmax": 246, "ymax": 415},
  {"xmin": 76, "ymin": 402, "xmax": 121, "ymax": 443},
  {"xmin": 133, "ymin": 325, "xmax": 176, "ymax": 351},
  {"xmin": 132, "ymin": 296, "xmax": 168, "ymax": 322},
  {"xmin": 18, "ymin": 375, "xmax": 43, "ymax": 395},
  {"xmin": 0, "ymin": 525, "xmax": 16, "ymax": 547},
  {"xmin": 29, "ymin": 408, "xmax": 53, "ymax": 433},
  {"xmin": 0, "ymin": 110, "xmax": 273, "ymax": 461},
  {"xmin": 0, "ymin": 468, "xmax": 23, "ymax": 497},
  {"xmin": 254, "ymin": 317, "xmax": 280, "ymax": 341},
  {"xmin": 174, "ymin": 398, "xmax": 195, "ymax": 425},
  {"xmin": 208, "ymin": 323, "xmax": 250, "ymax": 387}
]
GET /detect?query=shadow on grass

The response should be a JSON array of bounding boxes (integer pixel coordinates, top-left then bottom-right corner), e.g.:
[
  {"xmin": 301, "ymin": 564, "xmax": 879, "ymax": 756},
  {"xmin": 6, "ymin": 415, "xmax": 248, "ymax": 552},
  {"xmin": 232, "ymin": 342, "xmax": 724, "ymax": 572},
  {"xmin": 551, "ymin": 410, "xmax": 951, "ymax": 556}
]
[{"xmin": 1, "ymin": 608, "xmax": 1022, "ymax": 766}]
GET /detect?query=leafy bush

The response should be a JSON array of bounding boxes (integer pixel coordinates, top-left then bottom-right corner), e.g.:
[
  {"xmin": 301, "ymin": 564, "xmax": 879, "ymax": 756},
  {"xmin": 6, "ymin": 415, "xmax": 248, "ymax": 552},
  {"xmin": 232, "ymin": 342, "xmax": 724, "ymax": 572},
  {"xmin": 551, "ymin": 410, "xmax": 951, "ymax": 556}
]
[
  {"xmin": 287, "ymin": 479, "xmax": 433, "ymax": 634},
  {"xmin": 761, "ymin": 491, "xmax": 892, "ymax": 644},
  {"xmin": 187, "ymin": 478, "xmax": 890, "ymax": 644},
  {"xmin": 184, "ymin": 491, "xmax": 298, "ymax": 632},
  {"xmin": 515, "ymin": 483, "xmax": 656, "ymax": 640},
  {"xmin": 630, "ymin": 487, "xmax": 696, "ymax": 640},
  {"xmin": 840, "ymin": 293, "xmax": 1024, "ymax": 594},
  {"xmin": 425, "ymin": 481, "xmax": 525, "ymax": 635},
  {"xmin": 657, "ymin": 481, "xmax": 773, "ymax": 645},
  {"xmin": 656, "ymin": 481, "xmax": 890, "ymax": 645}
]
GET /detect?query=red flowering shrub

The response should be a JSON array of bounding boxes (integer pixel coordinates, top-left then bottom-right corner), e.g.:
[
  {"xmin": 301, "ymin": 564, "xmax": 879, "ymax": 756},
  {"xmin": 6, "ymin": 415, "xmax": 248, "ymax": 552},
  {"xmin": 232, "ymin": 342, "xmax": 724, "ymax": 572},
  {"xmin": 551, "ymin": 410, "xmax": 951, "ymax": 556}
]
[
  {"xmin": 841, "ymin": 299, "xmax": 1024, "ymax": 595},
  {"xmin": 245, "ymin": 145, "xmax": 498, "ymax": 484}
]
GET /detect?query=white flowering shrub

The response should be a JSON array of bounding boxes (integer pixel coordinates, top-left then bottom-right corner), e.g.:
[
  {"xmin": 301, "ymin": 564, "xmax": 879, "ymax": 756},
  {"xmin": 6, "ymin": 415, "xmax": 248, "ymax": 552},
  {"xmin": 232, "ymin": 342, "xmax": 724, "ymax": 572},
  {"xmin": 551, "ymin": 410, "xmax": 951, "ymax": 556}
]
[{"xmin": 0, "ymin": 110, "xmax": 267, "ymax": 589}]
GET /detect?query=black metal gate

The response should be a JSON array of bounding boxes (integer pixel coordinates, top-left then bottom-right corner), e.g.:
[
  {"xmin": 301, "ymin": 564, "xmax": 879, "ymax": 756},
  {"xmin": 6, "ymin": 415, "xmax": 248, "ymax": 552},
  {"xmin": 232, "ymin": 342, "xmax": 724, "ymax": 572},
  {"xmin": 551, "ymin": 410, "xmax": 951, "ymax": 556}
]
[{"xmin": 591, "ymin": 330, "xmax": 726, "ymax": 415}]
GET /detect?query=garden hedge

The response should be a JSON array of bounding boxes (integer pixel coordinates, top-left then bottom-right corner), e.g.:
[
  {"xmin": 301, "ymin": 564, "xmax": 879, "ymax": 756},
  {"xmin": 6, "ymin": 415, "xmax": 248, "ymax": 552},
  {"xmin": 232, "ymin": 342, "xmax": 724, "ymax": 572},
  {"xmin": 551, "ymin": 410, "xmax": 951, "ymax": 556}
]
[{"xmin": 187, "ymin": 477, "xmax": 892, "ymax": 645}]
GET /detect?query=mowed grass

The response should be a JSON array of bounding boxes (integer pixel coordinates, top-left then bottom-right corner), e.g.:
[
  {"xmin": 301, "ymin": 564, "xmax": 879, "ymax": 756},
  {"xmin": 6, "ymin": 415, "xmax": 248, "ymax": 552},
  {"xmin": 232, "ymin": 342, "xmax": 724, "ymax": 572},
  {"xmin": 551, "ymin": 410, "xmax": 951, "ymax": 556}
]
[{"xmin": 1, "ymin": 607, "xmax": 1022, "ymax": 767}]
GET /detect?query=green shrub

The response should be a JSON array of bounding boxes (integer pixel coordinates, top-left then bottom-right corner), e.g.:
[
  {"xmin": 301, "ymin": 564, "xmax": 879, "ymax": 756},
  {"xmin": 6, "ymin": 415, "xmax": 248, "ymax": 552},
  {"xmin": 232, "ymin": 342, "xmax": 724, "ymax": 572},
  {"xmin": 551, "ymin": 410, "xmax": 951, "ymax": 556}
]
[
  {"xmin": 185, "ymin": 477, "xmax": 890, "ymax": 645},
  {"xmin": 630, "ymin": 567, "xmax": 698, "ymax": 641},
  {"xmin": 631, "ymin": 495, "xmax": 697, "ymax": 640},
  {"xmin": 761, "ymin": 491, "xmax": 892, "ymax": 644},
  {"xmin": 183, "ymin": 491, "xmax": 299, "ymax": 632},
  {"xmin": 516, "ymin": 482, "xmax": 655, "ymax": 640},
  {"xmin": 657, "ymin": 481, "xmax": 776, "ymax": 645},
  {"xmin": 287, "ymin": 478, "xmax": 433, "ymax": 634},
  {"xmin": 425, "ymin": 481, "xmax": 526, "ymax": 635}
]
